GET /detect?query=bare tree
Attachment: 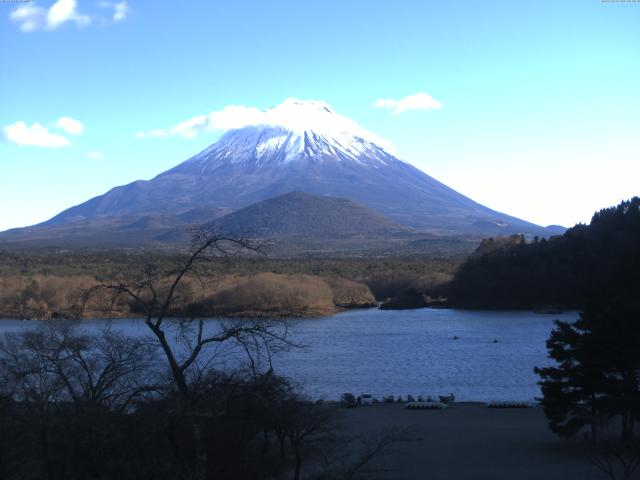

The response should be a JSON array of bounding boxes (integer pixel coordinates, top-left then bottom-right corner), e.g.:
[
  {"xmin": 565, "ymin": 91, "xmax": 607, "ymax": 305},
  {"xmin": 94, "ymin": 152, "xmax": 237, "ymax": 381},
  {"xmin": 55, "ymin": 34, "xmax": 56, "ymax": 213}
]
[
  {"xmin": 92, "ymin": 226, "xmax": 291, "ymax": 404},
  {"xmin": 0, "ymin": 321, "xmax": 160, "ymax": 480},
  {"xmin": 7, "ymin": 322, "xmax": 158, "ymax": 411},
  {"xmin": 281, "ymin": 401, "xmax": 339, "ymax": 480},
  {"xmin": 0, "ymin": 321, "xmax": 159, "ymax": 414},
  {"xmin": 0, "ymin": 327, "xmax": 66, "ymax": 480},
  {"xmin": 91, "ymin": 226, "xmax": 294, "ymax": 480}
]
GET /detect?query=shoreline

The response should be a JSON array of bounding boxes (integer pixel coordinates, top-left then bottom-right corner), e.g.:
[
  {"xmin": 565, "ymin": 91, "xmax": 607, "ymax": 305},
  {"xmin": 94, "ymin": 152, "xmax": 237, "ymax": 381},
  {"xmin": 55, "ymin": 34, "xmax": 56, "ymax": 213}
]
[{"xmin": 0, "ymin": 305, "xmax": 579, "ymax": 322}]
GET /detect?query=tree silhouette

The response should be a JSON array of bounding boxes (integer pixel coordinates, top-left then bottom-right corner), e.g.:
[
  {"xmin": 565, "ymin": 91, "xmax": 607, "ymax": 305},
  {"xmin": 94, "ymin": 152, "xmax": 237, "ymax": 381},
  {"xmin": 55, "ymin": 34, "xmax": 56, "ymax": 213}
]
[
  {"xmin": 450, "ymin": 197, "xmax": 640, "ymax": 309},
  {"xmin": 535, "ymin": 299, "xmax": 640, "ymax": 445},
  {"xmin": 93, "ymin": 225, "xmax": 294, "ymax": 479}
]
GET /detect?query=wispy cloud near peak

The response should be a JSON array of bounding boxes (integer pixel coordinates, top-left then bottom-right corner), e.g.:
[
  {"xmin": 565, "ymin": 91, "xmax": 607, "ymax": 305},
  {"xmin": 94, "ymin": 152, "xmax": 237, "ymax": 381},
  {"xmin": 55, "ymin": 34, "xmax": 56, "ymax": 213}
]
[
  {"xmin": 134, "ymin": 98, "xmax": 395, "ymax": 152},
  {"xmin": 373, "ymin": 92, "xmax": 442, "ymax": 115},
  {"xmin": 55, "ymin": 116, "xmax": 84, "ymax": 135}
]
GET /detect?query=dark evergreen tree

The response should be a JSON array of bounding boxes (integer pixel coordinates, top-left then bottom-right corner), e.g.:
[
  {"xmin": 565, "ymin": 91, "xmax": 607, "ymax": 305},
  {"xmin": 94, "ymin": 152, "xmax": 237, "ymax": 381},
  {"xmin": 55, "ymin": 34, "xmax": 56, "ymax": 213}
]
[
  {"xmin": 535, "ymin": 299, "xmax": 640, "ymax": 444},
  {"xmin": 450, "ymin": 197, "xmax": 640, "ymax": 309},
  {"xmin": 535, "ymin": 310, "xmax": 609, "ymax": 441}
]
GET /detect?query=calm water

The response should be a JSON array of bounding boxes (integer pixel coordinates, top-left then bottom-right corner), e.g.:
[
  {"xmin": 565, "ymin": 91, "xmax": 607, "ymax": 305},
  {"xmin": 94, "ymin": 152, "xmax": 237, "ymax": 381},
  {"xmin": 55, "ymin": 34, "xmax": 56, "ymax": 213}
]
[{"xmin": 0, "ymin": 308, "xmax": 578, "ymax": 402}]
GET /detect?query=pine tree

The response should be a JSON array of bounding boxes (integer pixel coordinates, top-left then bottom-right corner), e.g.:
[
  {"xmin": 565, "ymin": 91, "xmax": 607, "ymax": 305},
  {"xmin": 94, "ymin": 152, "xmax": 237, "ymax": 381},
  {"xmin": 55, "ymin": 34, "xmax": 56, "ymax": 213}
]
[{"xmin": 535, "ymin": 299, "xmax": 640, "ymax": 444}]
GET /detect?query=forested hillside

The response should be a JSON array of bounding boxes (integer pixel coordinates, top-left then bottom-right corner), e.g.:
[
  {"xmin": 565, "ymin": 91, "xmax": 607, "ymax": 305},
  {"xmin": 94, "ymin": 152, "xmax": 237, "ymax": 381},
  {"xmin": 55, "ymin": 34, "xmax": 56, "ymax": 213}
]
[{"xmin": 449, "ymin": 198, "xmax": 640, "ymax": 309}]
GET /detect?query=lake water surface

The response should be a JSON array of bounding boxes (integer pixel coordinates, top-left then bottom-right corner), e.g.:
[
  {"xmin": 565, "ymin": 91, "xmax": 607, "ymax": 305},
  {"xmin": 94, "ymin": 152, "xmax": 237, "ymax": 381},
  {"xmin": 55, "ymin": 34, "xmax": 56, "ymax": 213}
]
[{"xmin": 0, "ymin": 308, "xmax": 578, "ymax": 402}]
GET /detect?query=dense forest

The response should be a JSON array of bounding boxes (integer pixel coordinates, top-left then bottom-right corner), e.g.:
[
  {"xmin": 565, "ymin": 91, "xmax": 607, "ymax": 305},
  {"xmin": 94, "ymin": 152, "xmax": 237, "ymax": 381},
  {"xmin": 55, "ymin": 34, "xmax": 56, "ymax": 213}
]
[{"xmin": 449, "ymin": 198, "xmax": 640, "ymax": 309}]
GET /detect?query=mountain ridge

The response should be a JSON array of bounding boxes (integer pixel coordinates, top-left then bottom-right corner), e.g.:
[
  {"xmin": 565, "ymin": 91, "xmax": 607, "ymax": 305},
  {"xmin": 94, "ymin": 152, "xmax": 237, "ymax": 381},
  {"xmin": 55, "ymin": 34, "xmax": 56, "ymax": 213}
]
[{"xmin": 1, "ymin": 98, "xmax": 565, "ymax": 250}]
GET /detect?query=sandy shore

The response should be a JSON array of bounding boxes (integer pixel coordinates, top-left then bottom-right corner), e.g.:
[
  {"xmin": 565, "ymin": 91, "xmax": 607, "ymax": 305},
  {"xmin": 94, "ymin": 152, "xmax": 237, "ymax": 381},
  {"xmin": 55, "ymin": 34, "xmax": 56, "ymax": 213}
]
[{"xmin": 340, "ymin": 403, "xmax": 602, "ymax": 480}]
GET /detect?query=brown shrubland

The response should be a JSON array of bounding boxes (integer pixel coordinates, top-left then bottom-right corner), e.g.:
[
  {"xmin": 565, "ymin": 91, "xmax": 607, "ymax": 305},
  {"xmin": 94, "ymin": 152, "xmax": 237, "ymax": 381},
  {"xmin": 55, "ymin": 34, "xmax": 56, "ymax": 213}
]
[
  {"xmin": 0, "ymin": 272, "xmax": 377, "ymax": 319},
  {"xmin": 0, "ymin": 251, "xmax": 457, "ymax": 319}
]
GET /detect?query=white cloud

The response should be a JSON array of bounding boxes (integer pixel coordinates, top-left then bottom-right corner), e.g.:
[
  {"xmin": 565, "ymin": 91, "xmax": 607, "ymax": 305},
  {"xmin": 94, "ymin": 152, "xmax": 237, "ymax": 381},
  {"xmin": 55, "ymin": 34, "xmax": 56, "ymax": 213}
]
[
  {"xmin": 9, "ymin": 0, "xmax": 128, "ymax": 32},
  {"xmin": 47, "ymin": 0, "xmax": 90, "ymax": 29},
  {"xmin": 87, "ymin": 150, "xmax": 104, "ymax": 160},
  {"xmin": 9, "ymin": 4, "xmax": 46, "ymax": 32},
  {"xmin": 373, "ymin": 92, "xmax": 442, "ymax": 115},
  {"xmin": 113, "ymin": 1, "xmax": 129, "ymax": 21},
  {"xmin": 55, "ymin": 116, "xmax": 84, "ymax": 135},
  {"xmin": 135, "ymin": 128, "xmax": 171, "ymax": 139},
  {"xmin": 135, "ymin": 105, "xmax": 267, "ymax": 140},
  {"xmin": 97, "ymin": 1, "xmax": 129, "ymax": 23},
  {"xmin": 133, "ymin": 99, "xmax": 394, "ymax": 152},
  {"xmin": 3, "ymin": 121, "xmax": 70, "ymax": 148}
]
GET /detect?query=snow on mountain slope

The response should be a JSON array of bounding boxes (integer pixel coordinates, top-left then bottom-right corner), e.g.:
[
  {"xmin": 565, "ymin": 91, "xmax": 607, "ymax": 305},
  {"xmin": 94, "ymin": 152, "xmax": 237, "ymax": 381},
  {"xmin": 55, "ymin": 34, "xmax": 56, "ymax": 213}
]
[
  {"xmin": 13, "ymin": 98, "xmax": 564, "ymax": 240},
  {"xmin": 176, "ymin": 98, "xmax": 396, "ymax": 169}
]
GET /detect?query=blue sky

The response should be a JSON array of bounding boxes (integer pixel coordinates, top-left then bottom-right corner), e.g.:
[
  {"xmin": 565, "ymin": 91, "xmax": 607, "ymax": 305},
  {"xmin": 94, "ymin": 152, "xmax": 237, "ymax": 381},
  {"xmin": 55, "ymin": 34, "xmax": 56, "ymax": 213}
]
[{"xmin": 1, "ymin": 0, "xmax": 639, "ymax": 231}]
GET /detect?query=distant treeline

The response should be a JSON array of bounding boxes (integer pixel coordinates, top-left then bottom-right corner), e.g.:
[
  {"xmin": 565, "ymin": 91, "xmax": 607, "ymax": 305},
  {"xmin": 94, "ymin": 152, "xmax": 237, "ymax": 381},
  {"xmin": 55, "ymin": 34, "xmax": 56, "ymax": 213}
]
[
  {"xmin": 0, "ymin": 253, "xmax": 458, "ymax": 319},
  {"xmin": 449, "ymin": 198, "xmax": 640, "ymax": 309},
  {"xmin": 0, "ymin": 251, "xmax": 459, "ymax": 285}
]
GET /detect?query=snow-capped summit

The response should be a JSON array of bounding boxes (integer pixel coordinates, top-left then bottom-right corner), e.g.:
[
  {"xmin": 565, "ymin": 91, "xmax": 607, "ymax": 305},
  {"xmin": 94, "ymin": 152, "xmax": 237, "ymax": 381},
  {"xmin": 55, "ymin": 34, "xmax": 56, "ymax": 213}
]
[
  {"xmin": 17, "ymin": 98, "xmax": 564, "ymax": 243},
  {"xmin": 177, "ymin": 98, "xmax": 396, "ymax": 170},
  {"xmin": 252, "ymin": 98, "xmax": 391, "ymax": 149}
]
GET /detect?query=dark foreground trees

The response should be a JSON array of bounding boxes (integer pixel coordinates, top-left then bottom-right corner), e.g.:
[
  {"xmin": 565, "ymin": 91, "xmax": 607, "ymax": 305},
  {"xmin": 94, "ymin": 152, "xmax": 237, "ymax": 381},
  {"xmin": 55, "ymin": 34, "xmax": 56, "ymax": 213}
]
[
  {"xmin": 535, "ymin": 299, "xmax": 640, "ymax": 445},
  {"xmin": 0, "ymin": 321, "xmax": 406, "ymax": 480},
  {"xmin": 0, "ymin": 322, "xmax": 159, "ymax": 479},
  {"xmin": 0, "ymin": 228, "xmax": 403, "ymax": 480},
  {"xmin": 90, "ymin": 226, "xmax": 298, "ymax": 479}
]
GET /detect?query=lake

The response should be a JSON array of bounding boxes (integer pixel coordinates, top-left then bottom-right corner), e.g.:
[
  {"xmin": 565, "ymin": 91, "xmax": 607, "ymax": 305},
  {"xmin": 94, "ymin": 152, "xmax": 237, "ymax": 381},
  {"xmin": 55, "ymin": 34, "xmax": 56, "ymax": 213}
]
[{"xmin": 0, "ymin": 308, "xmax": 578, "ymax": 402}]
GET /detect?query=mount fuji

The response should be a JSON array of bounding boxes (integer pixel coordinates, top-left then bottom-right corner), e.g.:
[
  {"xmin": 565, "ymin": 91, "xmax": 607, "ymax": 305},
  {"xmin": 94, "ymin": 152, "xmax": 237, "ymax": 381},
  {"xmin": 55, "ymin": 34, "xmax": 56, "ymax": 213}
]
[{"xmin": 0, "ymin": 98, "xmax": 563, "ymax": 250}]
